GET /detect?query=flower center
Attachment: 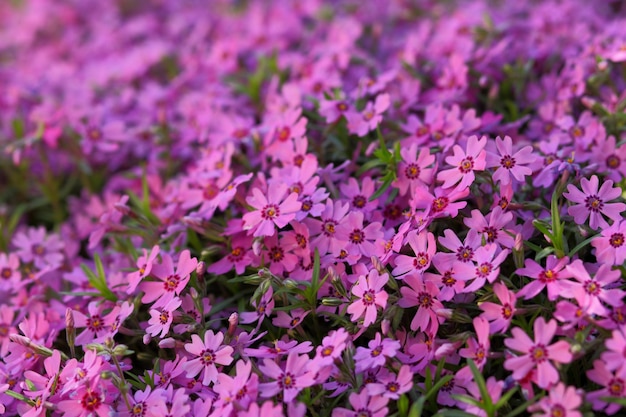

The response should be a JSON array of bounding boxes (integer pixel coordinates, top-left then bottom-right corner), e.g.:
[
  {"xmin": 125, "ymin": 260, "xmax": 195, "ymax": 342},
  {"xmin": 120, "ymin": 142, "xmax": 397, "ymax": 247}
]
[
  {"xmin": 584, "ymin": 280, "xmax": 600, "ymax": 295},
  {"xmin": 459, "ymin": 156, "xmax": 474, "ymax": 173},
  {"xmin": 418, "ymin": 292, "xmax": 433, "ymax": 308},
  {"xmin": 352, "ymin": 195, "xmax": 367, "ymax": 209},
  {"xmin": 539, "ymin": 269, "xmax": 557, "ymax": 283},
  {"xmin": 550, "ymin": 404, "xmax": 565, "ymax": 417},
  {"xmin": 585, "ymin": 195, "xmax": 604, "ymax": 212},
  {"xmin": 323, "ymin": 221, "xmax": 337, "ymax": 236},
  {"xmin": 269, "ymin": 247, "xmax": 284, "ymax": 262},
  {"xmin": 1, "ymin": 268, "xmax": 12, "ymax": 280},
  {"xmin": 131, "ymin": 402, "xmax": 146, "ymax": 416},
  {"xmin": 159, "ymin": 311, "xmax": 169, "ymax": 324},
  {"xmin": 442, "ymin": 272, "xmax": 456, "ymax": 287},
  {"xmin": 336, "ymin": 102, "xmax": 348, "ymax": 112},
  {"xmin": 362, "ymin": 290, "xmax": 375, "ymax": 305},
  {"xmin": 349, "ymin": 229, "xmax": 365, "ymax": 244},
  {"xmin": 204, "ymin": 183, "xmax": 219, "ymax": 200},
  {"xmin": 262, "ymin": 204, "xmax": 280, "ymax": 219},
  {"xmin": 164, "ymin": 275, "xmax": 180, "ymax": 292},
  {"xmin": 229, "ymin": 247, "xmax": 244, "ymax": 261},
  {"xmin": 289, "ymin": 182, "xmax": 303, "ymax": 194},
  {"xmin": 457, "ymin": 246, "xmax": 474, "ymax": 262},
  {"xmin": 387, "ymin": 382, "xmax": 400, "ymax": 392},
  {"xmin": 500, "ymin": 155, "xmax": 516, "ymax": 169},
  {"xmin": 87, "ymin": 315, "xmax": 104, "ymax": 332},
  {"xmin": 280, "ymin": 372, "xmax": 296, "ymax": 389},
  {"xmin": 295, "ymin": 234, "xmax": 307, "ymax": 248},
  {"xmin": 81, "ymin": 390, "xmax": 102, "ymax": 411},
  {"xmin": 371, "ymin": 346, "xmax": 383, "ymax": 357},
  {"xmin": 31, "ymin": 244, "xmax": 46, "ymax": 256},
  {"xmin": 321, "ymin": 346, "xmax": 333, "ymax": 357},
  {"xmin": 301, "ymin": 199, "xmax": 312, "ymax": 211},
  {"xmin": 501, "ymin": 303, "xmax": 513, "ymax": 319},
  {"xmin": 405, "ymin": 164, "xmax": 421, "ymax": 179},
  {"xmin": 200, "ymin": 349, "xmax": 215, "ymax": 365},
  {"xmin": 607, "ymin": 154, "xmax": 621, "ymax": 169},
  {"xmin": 476, "ymin": 262, "xmax": 493, "ymax": 278},
  {"xmin": 483, "ymin": 227, "xmax": 498, "ymax": 243},
  {"xmin": 530, "ymin": 344, "xmax": 547, "ymax": 363},
  {"xmin": 609, "ymin": 378, "xmax": 624, "ymax": 395},
  {"xmin": 610, "ymin": 233, "xmax": 624, "ymax": 248},
  {"xmin": 277, "ymin": 126, "xmax": 291, "ymax": 142},
  {"xmin": 413, "ymin": 253, "xmax": 429, "ymax": 269}
]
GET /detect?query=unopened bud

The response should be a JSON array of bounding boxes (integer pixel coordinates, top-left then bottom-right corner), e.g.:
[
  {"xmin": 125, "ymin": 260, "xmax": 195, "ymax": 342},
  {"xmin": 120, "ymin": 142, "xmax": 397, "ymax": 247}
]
[
  {"xmin": 10, "ymin": 334, "xmax": 55, "ymax": 357},
  {"xmin": 227, "ymin": 312, "xmax": 238, "ymax": 338},
  {"xmin": 158, "ymin": 338, "xmax": 176, "ymax": 349},
  {"xmin": 435, "ymin": 308, "xmax": 454, "ymax": 320},
  {"xmin": 66, "ymin": 309, "xmax": 76, "ymax": 358},
  {"xmin": 321, "ymin": 297, "xmax": 344, "ymax": 306},
  {"xmin": 112, "ymin": 344, "xmax": 134, "ymax": 356},
  {"xmin": 189, "ymin": 287, "xmax": 199, "ymax": 300},
  {"xmin": 100, "ymin": 371, "xmax": 113, "ymax": 380},
  {"xmin": 370, "ymin": 256, "xmax": 385, "ymax": 274},
  {"xmin": 381, "ymin": 319, "xmax": 391, "ymax": 335},
  {"xmin": 283, "ymin": 279, "xmax": 298, "ymax": 289},
  {"xmin": 512, "ymin": 233, "xmax": 525, "ymax": 270},
  {"xmin": 114, "ymin": 202, "xmax": 131, "ymax": 216},
  {"xmin": 196, "ymin": 261, "xmax": 206, "ymax": 277}
]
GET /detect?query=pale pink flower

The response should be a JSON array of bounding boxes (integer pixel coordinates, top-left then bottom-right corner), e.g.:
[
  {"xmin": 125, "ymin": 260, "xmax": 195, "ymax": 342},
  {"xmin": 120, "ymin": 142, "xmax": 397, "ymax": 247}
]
[
  {"xmin": 243, "ymin": 183, "xmax": 301, "ymax": 237},
  {"xmin": 183, "ymin": 330, "xmax": 234, "ymax": 386},
  {"xmin": 486, "ymin": 136, "xmax": 536, "ymax": 185},
  {"xmin": 563, "ymin": 175, "xmax": 626, "ymax": 230},
  {"xmin": 437, "ymin": 135, "xmax": 487, "ymax": 189},
  {"xmin": 347, "ymin": 269, "xmax": 389, "ymax": 327}
]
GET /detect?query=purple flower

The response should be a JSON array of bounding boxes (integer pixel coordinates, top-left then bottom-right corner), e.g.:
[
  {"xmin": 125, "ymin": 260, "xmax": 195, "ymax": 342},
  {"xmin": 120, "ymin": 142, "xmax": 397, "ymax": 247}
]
[
  {"xmin": 182, "ymin": 330, "xmax": 234, "ymax": 386},
  {"xmin": 347, "ymin": 269, "xmax": 389, "ymax": 327},
  {"xmin": 486, "ymin": 136, "xmax": 536, "ymax": 185},
  {"xmin": 258, "ymin": 351, "xmax": 316, "ymax": 402},
  {"xmin": 563, "ymin": 175, "xmax": 626, "ymax": 230},
  {"xmin": 243, "ymin": 183, "xmax": 301, "ymax": 237}
]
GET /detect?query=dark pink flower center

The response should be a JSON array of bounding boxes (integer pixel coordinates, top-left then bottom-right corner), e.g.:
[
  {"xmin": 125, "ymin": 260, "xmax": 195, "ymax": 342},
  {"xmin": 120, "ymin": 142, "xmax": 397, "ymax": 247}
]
[
  {"xmin": 387, "ymin": 382, "xmax": 400, "ymax": 393},
  {"xmin": 131, "ymin": 402, "xmax": 146, "ymax": 416},
  {"xmin": 32, "ymin": 244, "xmax": 46, "ymax": 256},
  {"xmin": 442, "ymin": 271, "xmax": 456, "ymax": 287},
  {"xmin": 418, "ymin": 292, "xmax": 433, "ymax": 308},
  {"xmin": 371, "ymin": 345, "xmax": 383, "ymax": 357},
  {"xmin": 295, "ymin": 234, "xmax": 307, "ymax": 248},
  {"xmin": 276, "ymin": 126, "xmax": 291, "ymax": 142},
  {"xmin": 301, "ymin": 199, "xmax": 312, "ymax": 212},
  {"xmin": 164, "ymin": 275, "xmax": 180, "ymax": 292},
  {"xmin": 607, "ymin": 154, "xmax": 621, "ymax": 169},
  {"xmin": 322, "ymin": 220, "xmax": 337, "ymax": 236},
  {"xmin": 405, "ymin": 163, "xmax": 421, "ymax": 179},
  {"xmin": 413, "ymin": 253, "xmax": 429, "ymax": 269},
  {"xmin": 159, "ymin": 311, "xmax": 169, "ymax": 324},
  {"xmin": 362, "ymin": 290, "xmax": 375, "ymax": 305},
  {"xmin": 550, "ymin": 404, "xmax": 565, "ymax": 417},
  {"xmin": 262, "ymin": 204, "xmax": 280, "ymax": 219},
  {"xmin": 458, "ymin": 156, "xmax": 474, "ymax": 173},
  {"xmin": 483, "ymin": 227, "xmax": 498, "ymax": 243},
  {"xmin": 585, "ymin": 195, "xmax": 604, "ymax": 212},
  {"xmin": 584, "ymin": 280, "xmax": 601, "ymax": 295},
  {"xmin": 456, "ymin": 246, "xmax": 474, "ymax": 262},
  {"xmin": 81, "ymin": 390, "xmax": 102, "ymax": 411},
  {"xmin": 609, "ymin": 233, "xmax": 624, "ymax": 248},
  {"xmin": 279, "ymin": 372, "xmax": 296, "ymax": 389},
  {"xmin": 609, "ymin": 378, "xmax": 624, "ymax": 395},
  {"xmin": 228, "ymin": 247, "xmax": 244, "ymax": 262},
  {"xmin": 289, "ymin": 182, "xmax": 303, "ymax": 194},
  {"xmin": 500, "ymin": 155, "xmax": 516, "ymax": 169},
  {"xmin": 349, "ymin": 229, "xmax": 365, "ymax": 244},
  {"xmin": 1, "ymin": 268, "xmax": 12, "ymax": 280},
  {"xmin": 539, "ymin": 269, "xmax": 557, "ymax": 283},
  {"xmin": 87, "ymin": 315, "xmax": 104, "ymax": 332},
  {"xmin": 431, "ymin": 196, "xmax": 449, "ymax": 213},
  {"xmin": 530, "ymin": 344, "xmax": 547, "ymax": 363},
  {"xmin": 476, "ymin": 262, "xmax": 493, "ymax": 278},
  {"xmin": 269, "ymin": 247, "xmax": 284, "ymax": 262},
  {"xmin": 501, "ymin": 303, "xmax": 513, "ymax": 319},
  {"xmin": 352, "ymin": 195, "xmax": 367, "ymax": 209},
  {"xmin": 200, "ymin": 349, "xmax": 215, "ymax": 365}
]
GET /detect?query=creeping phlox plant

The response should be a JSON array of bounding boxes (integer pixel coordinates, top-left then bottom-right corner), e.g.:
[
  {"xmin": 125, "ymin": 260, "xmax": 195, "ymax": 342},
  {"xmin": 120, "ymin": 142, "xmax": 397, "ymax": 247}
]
[{"xmin": 3, "ymin": 1, "xmax": 626, "ymax": 416}]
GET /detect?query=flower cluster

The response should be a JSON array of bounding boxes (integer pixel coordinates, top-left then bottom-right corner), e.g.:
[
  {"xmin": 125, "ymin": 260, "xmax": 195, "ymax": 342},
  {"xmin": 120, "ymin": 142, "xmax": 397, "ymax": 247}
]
[{"xmin": 1, "ymin": 1, "xmax": 626, "ymax": 416}]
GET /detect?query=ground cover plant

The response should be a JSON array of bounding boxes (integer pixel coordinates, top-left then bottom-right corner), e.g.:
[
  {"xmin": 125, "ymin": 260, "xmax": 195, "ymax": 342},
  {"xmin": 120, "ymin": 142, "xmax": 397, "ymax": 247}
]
[{"xmin": 2, "ymin": 0, "xmax": 626, "ymax": 416}]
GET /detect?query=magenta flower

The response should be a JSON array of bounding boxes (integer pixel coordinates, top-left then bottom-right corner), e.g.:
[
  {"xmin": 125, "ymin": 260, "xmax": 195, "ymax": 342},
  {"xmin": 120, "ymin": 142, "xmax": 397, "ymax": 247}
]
[
  {"xmin": 392, "ymin": 230, "xmax": 436, "ymax": 278},
  {"xmin": 0, "ymin": 253, "xmax": 21, "ymax": 293},
  {"xmin": 73, "ymin": 301, "xmax": 121, "ymax": 346},
  {"xmin": 587, "ymin": 359, "xmax": 626, "ymax": 415},
  {"xmin": 346, "ymin": 94, "xmax": 390, "ymax": 136},
  {"xmin": 602, "ymin": 327, "xmax": 626, "ymax": 372},
  {"xmin": 486, "ymin": 136, "xmax": 536, "ymax": 185},
  {"xmin": 516, "ymin": 255, "xmax": 571, "ymax": 301},
  {"xmin": 480, "ymin": 282, "xmax": 517, "ymax": 333},
  {"xmin": 592, "ymin": 219, "xmax": 626, "ymax": 265},
  {"xmin": 463, "ymin": 206, "xmax": 515, "ymax": 248},
  {"xmin": 459, "ymin": 317, "xmax": 491, "ymax": 369},
  {"xmin": 243, "ymin": 183, "xmax": 301, "ymax": 237},
  {"xmin": 313, "ymin": 328, "xmax": 349, "ymax": 367},
  {"xmin": 146, "ymin": 296, "xmax": 181, "ymax": 338},
  {"xmin": 12, "ymin": 226, "xmax": 64, "ymax": 270},
  {"xmin": 504, "ymin": 317, "xmax": 573, "ymax": 388},
  {"xmin": 335, "ymin": 212, "xmax": 383, "ymax": 263},
  {"xmin": 565, "ymin": 260, "xmax": 625, "ymax": 316},
  {"xmin": 213, "ymin": 360, "xmax": 259, "ymax": 413},
  {"xmin": 332, "ymin": 389, "xmax": 389, "ymax": 417},
  {"xmin": 563, "ymin": 175, "xmax": 626, "ymax": 230},
  {"xmin": 399, "ymin": 274, "xmax": 444, "ymax": 333},
  {"xmin": 56, "ymin": 377, "xmax": 111, "ymax": 417},
  {"xmin": 182, "ymin": 330, "xmax": 234, "ymax": 386},
  {"xmin": 367, "ymin": 365, "xmax": 413, "ymax": 399},
  {"xmin": 347, "ymin": 269, "xmax": 389, "ymax": 327},
  {"xmin": 528, "ymin": 383, "xmax": 582, "ymax": 417},
  {"xmin": 354, "ymin": 333, "xmax": 401, "ymax": 373},
  {"xmin": 258, "ymin": 351, "xmax": 316, "ymax": 402},
  {"xmin": 463, "ymin": 244, "xmax": 509, "ymax": 293},
  {"xmin": 140, "ymin": 250, "xmax": 198, "ymax": 308},
  {"xmin": 437, "ymin": 135, "xmax": 487, "ymax": 189},
  {"xmin": 126, "ymin": 245, "xmax": 160, "ymax": 294},
  {"xmin": 394, "ymin": 144, "xmax": 435, "ymax": 197}
]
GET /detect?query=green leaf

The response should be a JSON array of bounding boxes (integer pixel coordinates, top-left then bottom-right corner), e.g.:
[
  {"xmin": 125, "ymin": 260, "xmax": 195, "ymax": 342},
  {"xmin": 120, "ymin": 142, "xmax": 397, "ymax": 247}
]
[
  {"xmin": 369, "ymin": 173, "xmax": 395, "ymax": 202},
  {"xmin": 568, "ymin": 234, "xmax": 599, "ymax": 257},
  {"xmin": 601, "ymin": 396, "xmax": 626, "ymax": 406},
  {"xmin": 532, "ymin": 219, "xmax": 553, "ymax": 240},
  {"xmin": 409, "ymin": 374, "xmax": 454, "ymax": 417},
  {"xmin": 435, "ymin": 409, "xmax": 482, "ymax": 417},
  {"xmin": 81, "ymin": 255, "xmax": 117, "ymax": 302},
  {"xmin": 494, "ymin": 386, "xmax": 518, "ymax": 410},
  {"xmin": 467, "ymin": 359, "xmax": 493, "ymax": 412}
]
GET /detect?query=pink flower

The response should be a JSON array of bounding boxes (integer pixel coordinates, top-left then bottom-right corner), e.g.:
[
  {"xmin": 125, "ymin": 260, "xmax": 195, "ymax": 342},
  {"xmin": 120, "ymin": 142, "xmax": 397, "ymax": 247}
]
[
  {"xmin": 12, "ymin": 226, "xmax": 64, "ymax": 270},
  {"xmin": 394, "ymin": 144, "xmax": 435, "ymax": 197},
  {"xmin": 459, "ymin": 317, "xmax": 491, "ymax": 369},
  {"xmin": 354, "ymin": 333, "xmax": 401, "ymax": 373},
  {"xmin": 391, "ymin": 230, "xmax": 436, "ymax": 278},
  {"xmin": 437, "ymin": 135, "xmax": 487, "ymax": 189},
  {"xmin": 602, "ymin": 327, "xmax": 626, "ymax": 372},
  {"xmin": 182, "ymin": 330, "xmax": 234, "ymax": 386},
  {"xmin": 399, "ymin": 275, "xmax": 444, "ymax": 333},
  {"xmin": 479, "ymin": 282, "xmax": 517, "ymax": 333},
  {"xmin": 0, "ymin": 253, "xmax": 21, "ymax": 293},
  {"xmin": 563, "ymin": 175, "xmax": 626, "ymax": 230},
  {"xmin": 486, "ymin": 136, "xmax": 536, "ymax": 185},
  {"xmin": 335, "ymin": 212, "xmax": 383, "ymax": 263},
  {"xmin": 529, "ymin": 383, "xmax": 583, "ymax": 417},
  {"xmin": 592, "ymin": 219, "xmax": 626, "ymax": 264},
  {"xmin": 313, "ymin": 328, "xmax": 350, "ymax": 367},
  {"xmin": 213, "ymin": 360, "xmax": 259, "ymax": 413},
  {"xmin": 73, "ymin": 301, "xmax": 122, "ymax": 346},
  {"xmin": 516, "ymin": 255, "xmax": 571, "ymax": 300},
  {"xmin": 504, "ymin": 317, "xmax": 573, "ymax": 389},
  {"xmin": 146, "ymin": 296, "xmax": 181, "ymax": 338},
  {"xmin": 140, "ymin": 250, "xmax": 198, "ymax": 308},
  {"xmin": 56, "ymin": 377, "xmax": 111, "ymax": 417},
  {"xmin": 346, "ymin": 94, "xmax": 390, "ymax": 136},
  {"xmin": 463, "ymin": 244, "xmax": 509, "ymax": 293},
  {"xmin": 463, "ymin": 206, "xmax": 515, "ymax": 248},
  {"xmin": 243, "ymin": 183, "xmax": 301, "ymax": 237},
  {"xmin": 126, "ymin": 245, "xmax": 160, "ymax": 294},
  {"xmin": 366, "ymin": 365, "xmax": 413, "ymax": 399},
  {"xmin": 332, "ymin": 389, "xmax": 389, "ymax": 417},
  {"xmin": 347, "ymin": 269, "xmax": 389, "ymax": 327},
  {"xmin": 258, "ymin": 351, "xmax": 316, "ymax": 402},
  {"xmin": 586, "ymin": 359, "xmax": 626, "ymax": 415},
  {"xmin": 565, "ymin": 260, "xmax": 625, "ymax": 316}
]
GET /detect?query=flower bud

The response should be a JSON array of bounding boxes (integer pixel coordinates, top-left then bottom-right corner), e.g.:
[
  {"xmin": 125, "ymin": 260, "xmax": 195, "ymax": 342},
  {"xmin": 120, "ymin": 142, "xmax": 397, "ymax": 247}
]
[
  {"xmin": 66, "ymin": 309, "xmax": 76, "ymax": 358},
  {"xmin": 321, "ymin": 297, "xmax": 344, "ymax": 306},
  {"xmin": 158, "ymin": 338, "xmax": 176, "ymax": 349},
  {"xmin": 227, "ymin": 312, "xmax": 238, "ymax": 338},
  {"xmin": 196, "ymin": 261, "xmax": 206, "ymax": 277}
]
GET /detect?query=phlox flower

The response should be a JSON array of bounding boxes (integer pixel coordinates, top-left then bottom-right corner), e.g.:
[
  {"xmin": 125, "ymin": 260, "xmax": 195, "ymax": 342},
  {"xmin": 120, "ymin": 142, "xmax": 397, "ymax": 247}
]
[
  {"xmin": 563, "ymin": 175, "xmax": 626, "ymax": 230},
  {"xmin": 207, "ymin": 233, "xmax": 255, "ymax": 275},
  {"xmin": 258, "ymin": 351, "xmax": 316, "ymax": 402},
  {"xmin": 479, "ymin": 282, "xmax": 517, "ymax": 333},
  {"xmin": 565, "ymin": 260, "xmax": 625, "ymax": 316},
  {"xmin": 213, "ymin": 360, "xmax": 259, "ymax": 413},
  {"xmin": 486, "ymin": 135, "xmax": 536, "ymax": 185},
  {"xmin": 240, "ymin": 286, "xmax": 274, "ymax": 325},
  {"xmin": 591, "ymin": 219, "xmax": 626, "ymax": 265},
  {"xmin": 126, "ymin": 245, "xmax": 160, "ymax": 294},
  {"xmin": 313, "ymin": 328, "xmax": 350, "ymax": 367},
  {"xmin": 183, "ymin": 330, "xmax": 234, "ymax": 386},
  {"xmin": 586, "ymin": 359, "xmax": 626, "ymax": 415},
  {"xmin": 263, "ymin": 233, "xmax": 298, "ymax": 275},
  {"xmin": 437, "ymin": 135, "xmax": 487, "ymax": 189},
  {"xmin": 463, "ymin": 206, "xmax": 515, "ymax": 248},
  {"xmin": 73, "ymin": 301, "xmax": 122, "ymax": 346},
  {"xmin": 354, "ymin": 333, "xmax": 401, "ymax": 373},
  {"xmin": 304, "ymin": 200, "xmax": 350, "ymax": 256},
  {"xmin": 460, "ymin": 377, "xmax": 504, "ymax": 417},
  {"xmin": 140, "ymin": 250, "xmax": 198, "ymax": 308},
  {"xmin": 56, "ymin": 376, "xmax": 112, "ymax": 417},
  {"xmin": 394, "ymin": 144, "xmax": 435, "ymax": 197},
  {"xmin": 392, "ymin": 230, "xmax": 436, "ymax": 278},
  {"xmin": 437, "ymin": 228, "xmax": 481, "ymax": 265},
  {"xmin": 463, "ymin": 244, "xmax": 509, "ymax": 293},
  {"xmin": 347, "ymin": 269, "xmax": 389, "ymax": 327},
  {"xmin": 332, "ymin": 389, "xmax": 389, "ymax": 417},
  {"xmin": 459, "ymin": 317, "xmax": 491, "ymax": 369},
  {"xmin": 529, "ymin": 384, "xmax": 583, "ymax": 417},
  {"xmin": 346, "ymin": 94, "xmax": 390, "ymax": 136},
  {"xmin": 340, "ymin": 177, "xmax": 378, "ymax": 214},
  {"xmin": 272, "ymin": 308, "xmax": 309, "ymax": 329},
  {"xmin": 121, "ymin": 386, "xmax": 167, "ymax": 417},
  {"xmin": 412, "ymin": 185, "xmax": 469, "ymax": 219},
  {"xmin": 602, "ymin": 327, "xmax": 626, "ymax": 371},
  {"xmin": 516, "ymin": 255, "xmax": 571, "ymax": 301},
  {"xmin": 240, "ymin": 401, "xmax": 284, "ymax": 417},
  {"xmin": 0, "ymin": 253, "xmax": 21, "ymax": 293},
  {"xmin": 399, "ymin": 274, "xmax": 444, "ymax": 333},
  {"xmin": 146, "ymin": 296, "xmax": 181, "ymax": 338},
  {"xmin": 12, "ymin": 226, "xmax": 64, "ymax": 270},
  {"xmin": 335, "ymin": 212, "xmax": 383, "ymax": 263},
  {"xmin": 366, "ymin": 365, "xmax": 413, "ymax": 399},
  {"xmin": 424, "ymin": 254, "xmax": 475, "ymax": 301},
  {"xmin": 243, "ymin": 183, "xmax": 301, "ymax": 237},
  {"xmin": 504, "ymin": 317, "xmax": 573, "ymax": 389}
]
